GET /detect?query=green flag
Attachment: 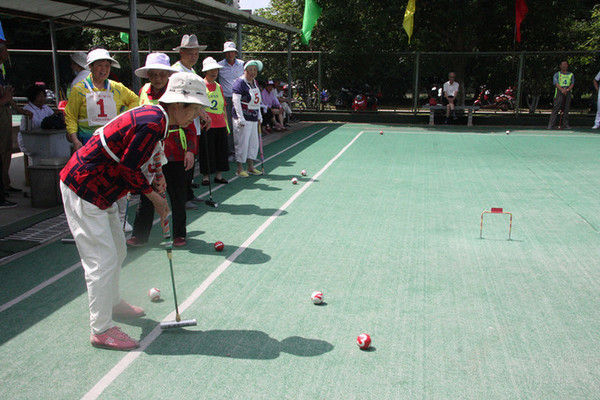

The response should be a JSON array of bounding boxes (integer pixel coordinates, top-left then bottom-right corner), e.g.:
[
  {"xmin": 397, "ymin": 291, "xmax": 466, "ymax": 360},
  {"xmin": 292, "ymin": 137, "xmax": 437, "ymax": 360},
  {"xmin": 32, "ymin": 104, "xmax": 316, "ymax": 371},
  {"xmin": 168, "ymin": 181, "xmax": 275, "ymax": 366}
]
[
  {"xmin": 120, "ymin": 32, "xmax": 129, "ymax": 44},
  {"xmin": 301, "ymin": 0, "xmax": 322, "ymax": 45}
]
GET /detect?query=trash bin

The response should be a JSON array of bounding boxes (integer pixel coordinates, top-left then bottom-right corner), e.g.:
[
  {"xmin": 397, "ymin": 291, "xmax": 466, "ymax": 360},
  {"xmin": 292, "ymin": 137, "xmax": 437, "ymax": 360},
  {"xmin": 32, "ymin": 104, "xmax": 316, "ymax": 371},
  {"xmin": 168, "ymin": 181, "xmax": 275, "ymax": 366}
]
[{"xmin": 28, "ymin": 157, "xmax": 69, "ymax": 208}]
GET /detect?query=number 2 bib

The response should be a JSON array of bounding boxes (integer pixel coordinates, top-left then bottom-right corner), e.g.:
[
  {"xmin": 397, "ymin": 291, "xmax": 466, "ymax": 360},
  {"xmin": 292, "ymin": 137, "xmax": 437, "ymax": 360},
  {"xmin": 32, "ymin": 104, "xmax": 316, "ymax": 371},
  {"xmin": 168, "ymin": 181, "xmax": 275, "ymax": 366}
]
[{"xmin": 86, "ymin": 90, "xmax": 117, "ymax": 126}]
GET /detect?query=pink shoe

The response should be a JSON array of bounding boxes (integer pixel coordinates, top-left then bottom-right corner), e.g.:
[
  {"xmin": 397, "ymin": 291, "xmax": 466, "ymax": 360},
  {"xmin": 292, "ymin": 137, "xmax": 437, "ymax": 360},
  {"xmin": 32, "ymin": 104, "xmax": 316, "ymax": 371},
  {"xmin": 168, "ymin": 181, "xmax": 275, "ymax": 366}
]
[
  {"xmin": 173, "ymin": 237, "xmax": 187, "ymax": 247},
  {"xmin": 90, "ymin": 326, "xmax": 139, "ymax": 351},
  {"xmin": 112, "ymin": 300, "xmax": 145, "ymax": 319}
]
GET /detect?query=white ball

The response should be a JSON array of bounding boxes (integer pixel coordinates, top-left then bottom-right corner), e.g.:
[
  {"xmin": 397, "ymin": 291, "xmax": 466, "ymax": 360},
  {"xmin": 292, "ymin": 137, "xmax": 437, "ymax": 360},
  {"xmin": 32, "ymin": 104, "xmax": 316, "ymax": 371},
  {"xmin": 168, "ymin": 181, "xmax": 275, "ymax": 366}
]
[
  {"xmin": 291, "ymin": 177, "xmax": 298, "ymax": 185},
  {"xmin": 148, "ymin": 288, "xmax": 161, "ymax": 302},
  {"xmin": 505, "ymin": 130, "xmax": 510, "ymax": 134},
  {"xmin": 311, "ymin": 291, "xmax": 324, "ymax": 304},
  {"xmin": 301, "ymin": 169, "xmax": 307, "ymax": 176}
]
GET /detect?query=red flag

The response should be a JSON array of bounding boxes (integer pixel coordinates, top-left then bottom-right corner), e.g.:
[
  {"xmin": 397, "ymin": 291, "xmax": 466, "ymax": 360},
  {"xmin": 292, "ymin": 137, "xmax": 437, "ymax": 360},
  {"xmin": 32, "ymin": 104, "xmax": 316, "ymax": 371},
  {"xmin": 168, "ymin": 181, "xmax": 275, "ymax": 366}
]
[{"xmin": 515, "ymin": 0, "xmax": 528, "ymax": 42}]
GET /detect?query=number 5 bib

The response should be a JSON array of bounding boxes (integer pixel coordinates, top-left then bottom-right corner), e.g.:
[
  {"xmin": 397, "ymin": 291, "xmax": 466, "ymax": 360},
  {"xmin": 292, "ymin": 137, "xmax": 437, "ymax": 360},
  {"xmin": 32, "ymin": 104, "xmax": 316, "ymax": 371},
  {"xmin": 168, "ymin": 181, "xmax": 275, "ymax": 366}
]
[
  {"xmin": 86, "ymin": 90, "xmax": 117, "ymax": 126},
  {"xmin": 247, "ymin": 86, "xmax": 261, "ymax": 110}
]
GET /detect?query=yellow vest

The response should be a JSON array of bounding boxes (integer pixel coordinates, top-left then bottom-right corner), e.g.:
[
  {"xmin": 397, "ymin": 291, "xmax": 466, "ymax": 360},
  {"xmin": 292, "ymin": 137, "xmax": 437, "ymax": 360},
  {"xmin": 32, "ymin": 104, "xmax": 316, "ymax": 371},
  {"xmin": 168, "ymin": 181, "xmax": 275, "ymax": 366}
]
[
  {"xmin": 207, "ymin": 82, "xmax": 225, "ymax": 115},
  {"xmin": 139, "ymin": 83, "xmax": 159, "ymax": 106}
]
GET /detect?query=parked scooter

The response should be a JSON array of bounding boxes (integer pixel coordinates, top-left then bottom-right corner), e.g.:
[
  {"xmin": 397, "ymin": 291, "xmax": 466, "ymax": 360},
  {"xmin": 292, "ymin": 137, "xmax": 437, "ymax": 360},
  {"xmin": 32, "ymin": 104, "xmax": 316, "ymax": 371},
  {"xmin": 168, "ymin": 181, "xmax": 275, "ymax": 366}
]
[
  {"xmin": 474, "ymin": 85, "xmax": 516, "ymax": 111},
  {"xmin": 351, "ymin": 86, "xmax": 380, "ymax": 111}
]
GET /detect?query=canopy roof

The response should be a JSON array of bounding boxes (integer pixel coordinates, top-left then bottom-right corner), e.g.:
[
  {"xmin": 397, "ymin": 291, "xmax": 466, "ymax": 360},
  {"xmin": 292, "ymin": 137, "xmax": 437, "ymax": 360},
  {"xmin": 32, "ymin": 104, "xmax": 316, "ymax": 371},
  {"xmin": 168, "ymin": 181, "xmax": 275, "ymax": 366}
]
[{"xmin": 0, "ymin": 0, "xmax": 300, "ymax": 34}]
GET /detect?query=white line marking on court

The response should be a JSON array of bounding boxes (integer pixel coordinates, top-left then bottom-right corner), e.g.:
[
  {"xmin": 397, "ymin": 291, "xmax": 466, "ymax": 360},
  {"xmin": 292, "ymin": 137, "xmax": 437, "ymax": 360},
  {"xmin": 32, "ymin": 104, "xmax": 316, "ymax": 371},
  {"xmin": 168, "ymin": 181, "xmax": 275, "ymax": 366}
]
[
  {"xmin": 0, "ymin": 262, "xmax": 81, "ymax": 313},
  {"xmin": 0, "ymin": 126, "xmax": 332, "ymax": 315},
  {"xmin": 82, "ymin": 129, "xmax": 365, "ymax": 400}
]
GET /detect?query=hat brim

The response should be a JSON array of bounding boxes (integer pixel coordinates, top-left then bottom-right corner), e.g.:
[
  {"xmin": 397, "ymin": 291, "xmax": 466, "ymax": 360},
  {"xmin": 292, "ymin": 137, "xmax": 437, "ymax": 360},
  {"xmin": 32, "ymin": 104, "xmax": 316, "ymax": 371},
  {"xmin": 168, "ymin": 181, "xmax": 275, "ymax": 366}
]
[
  {"xmin": 135, "ymin": 64, "xmax": 179, "ymax": 78},
  {"xmin": 173, "ymin": 45, "xmax": 207, "ymax": 51},
  {"xmin": 223, "ymin": 48, "xmax": 238, "ymax": 53},
  {"xmin": 202, "ymin": 64, "xmax": 223, "ymax": 72},
  {"xmin": 86, "ymin": 58, "xmax": 120, "ymax": 69},
  {"xmin": 159, "ymin": 91, "xmax": 211, "ymax": 107}
]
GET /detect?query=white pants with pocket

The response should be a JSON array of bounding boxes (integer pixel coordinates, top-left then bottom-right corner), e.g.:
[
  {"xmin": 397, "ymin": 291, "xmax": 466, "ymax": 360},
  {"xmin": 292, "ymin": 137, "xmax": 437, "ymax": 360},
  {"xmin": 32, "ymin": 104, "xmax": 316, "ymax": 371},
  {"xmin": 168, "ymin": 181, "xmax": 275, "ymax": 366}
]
[
  {"xmin": 60, "ymin": 182, "xmax": 126, "ymax": 334},
  {"xmin": 233, "ymin": 120, "xmax": 259, "ymax": 164}
]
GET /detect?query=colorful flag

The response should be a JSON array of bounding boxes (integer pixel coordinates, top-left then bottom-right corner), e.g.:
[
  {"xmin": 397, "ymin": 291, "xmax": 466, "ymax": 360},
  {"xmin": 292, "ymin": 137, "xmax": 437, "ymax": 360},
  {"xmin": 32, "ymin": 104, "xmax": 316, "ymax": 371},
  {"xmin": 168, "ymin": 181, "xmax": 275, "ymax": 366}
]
[
  {"xmin": 120, "ymin": 32, "xmax": 129, "ymax": 44},
  {"xmin": 301, "ymin": 0, "xmax": 322, "ymax": 45},
  {"xmin": 515, "ymin": 0, "xmax": 528, "ymax": 42},
  {"xmin": 403, "ymin": 0, "xmax": 416, "ymax": 43}
]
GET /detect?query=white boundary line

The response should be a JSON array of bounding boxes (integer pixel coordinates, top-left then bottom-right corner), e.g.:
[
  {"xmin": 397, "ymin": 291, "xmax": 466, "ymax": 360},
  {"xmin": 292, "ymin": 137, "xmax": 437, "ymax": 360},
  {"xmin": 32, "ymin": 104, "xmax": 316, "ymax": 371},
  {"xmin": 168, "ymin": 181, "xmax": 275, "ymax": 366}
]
[
  {"xmin": 0, "ymin": 262, "xmax": 82, "ymax": 313},
  {"xmin": 0, "ymin": 125, "xmax": 332, "ymax": 315},
  {"xmin": 82, "ymin": 130, "xmax": 365, "ymax": 400}
]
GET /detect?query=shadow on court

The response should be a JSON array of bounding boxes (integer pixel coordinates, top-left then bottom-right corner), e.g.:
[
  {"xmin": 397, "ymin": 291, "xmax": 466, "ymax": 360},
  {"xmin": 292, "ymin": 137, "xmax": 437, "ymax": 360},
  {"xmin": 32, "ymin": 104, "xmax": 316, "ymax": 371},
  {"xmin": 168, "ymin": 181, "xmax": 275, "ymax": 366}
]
[
  {"xmin": 185, "ymin": 239, "xmax": 271, "ymax": 265},
  {"xmin": 204, "ymin": 203, "xmax": 289, "ymax": 217},
  {"xmin": 146, "ymin": 329, "xmax": 334, "ymax": 359}
]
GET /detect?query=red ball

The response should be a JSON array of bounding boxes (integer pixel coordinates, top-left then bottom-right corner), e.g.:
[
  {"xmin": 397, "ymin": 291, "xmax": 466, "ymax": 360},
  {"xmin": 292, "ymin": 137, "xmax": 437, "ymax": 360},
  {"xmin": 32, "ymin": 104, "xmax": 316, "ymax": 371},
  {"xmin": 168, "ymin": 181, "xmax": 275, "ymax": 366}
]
[
  {"xmin": 214, "ymin": 241, "xmax": 224, "ymax": 251},
  {"xmin": 357, "ymin": 333, "xmax": 371, "ymax": 350},
  {"xmin": 379, "ymin": 130, "xmax": 383, "ymax": 135}
]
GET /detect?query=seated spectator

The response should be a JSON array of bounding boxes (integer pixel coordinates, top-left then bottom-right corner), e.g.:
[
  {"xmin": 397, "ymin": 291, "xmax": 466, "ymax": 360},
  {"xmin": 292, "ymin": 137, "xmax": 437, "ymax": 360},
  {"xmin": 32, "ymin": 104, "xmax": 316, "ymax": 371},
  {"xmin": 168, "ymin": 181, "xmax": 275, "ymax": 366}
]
[
  {"xmin": 18, "ymin": 84, "xmax": 58, "ymax": 163},
  {"xmin": 275, "ymin": 81, "xmax": 295, "ymax": 124},
  {"xmin": 261, "ymin": 80, "xmax": 286, "ymax": 132},
  {"xmin": 443, "ymin": 72, "xmax": 459, "ymax": 124}
]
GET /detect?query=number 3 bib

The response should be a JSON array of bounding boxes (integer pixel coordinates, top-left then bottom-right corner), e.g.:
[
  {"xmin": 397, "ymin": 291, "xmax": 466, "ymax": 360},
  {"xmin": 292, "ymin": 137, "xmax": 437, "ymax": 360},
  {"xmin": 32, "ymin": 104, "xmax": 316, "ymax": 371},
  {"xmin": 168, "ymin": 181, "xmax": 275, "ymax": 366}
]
[{"xmin": 86, "ymin": 90, "xmax": 117, "ymax": 126}]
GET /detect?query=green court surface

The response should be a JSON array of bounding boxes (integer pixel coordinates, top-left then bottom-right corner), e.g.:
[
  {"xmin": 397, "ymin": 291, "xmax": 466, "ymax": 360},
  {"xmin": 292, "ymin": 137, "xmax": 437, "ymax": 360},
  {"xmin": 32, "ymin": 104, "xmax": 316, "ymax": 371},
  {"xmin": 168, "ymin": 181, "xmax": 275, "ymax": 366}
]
[{"xmin": 1, "ymin": 124, "xmax": 600, "ymax": 399}]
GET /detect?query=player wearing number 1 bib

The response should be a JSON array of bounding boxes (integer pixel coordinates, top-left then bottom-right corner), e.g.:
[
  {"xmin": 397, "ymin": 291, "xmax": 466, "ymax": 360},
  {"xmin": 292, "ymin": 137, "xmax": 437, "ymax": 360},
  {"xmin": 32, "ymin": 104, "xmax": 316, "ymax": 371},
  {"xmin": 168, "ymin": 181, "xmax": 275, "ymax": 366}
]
[{"xmin": 64, "ymin": 48, "xmax": 139, "ymax": 151}]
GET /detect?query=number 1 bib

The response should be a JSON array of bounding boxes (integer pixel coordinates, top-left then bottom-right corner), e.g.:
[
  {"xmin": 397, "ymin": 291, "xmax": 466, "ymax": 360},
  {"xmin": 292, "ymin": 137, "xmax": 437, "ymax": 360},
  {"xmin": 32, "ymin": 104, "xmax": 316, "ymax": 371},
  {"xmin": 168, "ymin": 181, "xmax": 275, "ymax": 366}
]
[{"xmin": 86, "ymin": 90, "xmax": 117, "ymax": 126}]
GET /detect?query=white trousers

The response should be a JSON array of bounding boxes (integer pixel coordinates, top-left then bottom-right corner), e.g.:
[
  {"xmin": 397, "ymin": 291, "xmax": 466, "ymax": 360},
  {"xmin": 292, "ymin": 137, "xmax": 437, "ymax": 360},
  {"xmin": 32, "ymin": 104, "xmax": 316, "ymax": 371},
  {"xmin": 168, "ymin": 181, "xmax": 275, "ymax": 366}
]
[
  {"xmin": 233, "ymin": 120, "xmax": 259, "ymax": 163},
  {"xmin": 595, "ymin": 93, "xmax": 600, "ymax": 128},
  {"xmin": 282, "ymin": 102, "xmax": 292, "ymax": 119},
  {"xmin": 60, "ymin": 182, "xmax": 126, "ymax": 334}
]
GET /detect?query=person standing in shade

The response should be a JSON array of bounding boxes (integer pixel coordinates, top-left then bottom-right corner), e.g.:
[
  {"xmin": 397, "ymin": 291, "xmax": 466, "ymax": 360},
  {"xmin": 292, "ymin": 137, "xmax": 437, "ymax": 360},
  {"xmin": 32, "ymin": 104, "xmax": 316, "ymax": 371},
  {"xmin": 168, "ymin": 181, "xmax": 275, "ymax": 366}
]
[
  {"xmin": 592, "ymin": 69, "xmax": 600, "ymax": 130},
  {"xmin": 232, "ymin": 60, "xmax": 263, "ymax": 177},
  {"xmin": 64, "ymin": 48, "xmax": 139, "ymax": 232},
  {"xmin": 0, "ymin": 41, "xmax": 32, "ymax": 194},
  {"xmin": 171, "ymin": 34, "xmax": 211, "ymax": 209},
  {"xmin": 127, "ymin": 53, "xmax": 183, "ymax": 248},
  {"xmin": 548, "ymin": 60, "xmax": 574, "ymax": 130},
  {"xmin": 443, "ymin": 72, "xmax": 459, "ymax": 124},
  {"xmin": 218, "ymin": 41, "xmax": 245, "ymax": 160},
  {"xmin": 69, "ymin": 52, "xmax": 89, "ymax": 95},
  {"xmin": 199, "ymin": 57, "xmax": 230, "ymax": 186},
  {"xmin": 60, "ymin": 72, "xmax": 209, "ymax": 351}
]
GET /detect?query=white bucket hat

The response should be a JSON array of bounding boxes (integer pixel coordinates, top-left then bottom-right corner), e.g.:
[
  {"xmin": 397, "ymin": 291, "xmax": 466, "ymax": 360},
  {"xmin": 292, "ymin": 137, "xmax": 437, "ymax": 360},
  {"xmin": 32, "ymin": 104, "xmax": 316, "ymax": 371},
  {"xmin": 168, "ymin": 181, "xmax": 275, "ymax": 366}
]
[
  {"xmin": 71, "ymin": 52, "xmax": 89, "ymax": 70},
  {"xmin": 222, "ymin": 41, "xmax": 238, "ymax": 53},
  {"xmin": 202, "ymin": 57, "xmax": 223, "ymax": 72},
  {"xmin": 243, "ymin": 60, "xmax": 263, "ymax": 72},
  {"xmin": 173, "ymin": 34, "xmax": 206, "ymax": 51},
  {"xmin": 159, "ymin": 72, "xmax": 210, "ymax": 106},
  {"xmin": 86, "ymin": 48, "xmax": 120, "ymax": 68},
  {"xmin": 135, "ymin": 53, "xmax": 178, "ymax": 78}
]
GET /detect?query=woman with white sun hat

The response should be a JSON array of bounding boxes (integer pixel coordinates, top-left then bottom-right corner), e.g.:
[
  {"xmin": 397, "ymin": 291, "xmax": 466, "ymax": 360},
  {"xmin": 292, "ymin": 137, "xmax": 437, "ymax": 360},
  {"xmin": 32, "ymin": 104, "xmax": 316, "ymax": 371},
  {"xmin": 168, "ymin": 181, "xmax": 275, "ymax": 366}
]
[
  {"xmin": 231, "ymin": 60, "xmax": 263, "ymax": 177},
  {"xmin": 60, "ymin": 72, "xmax": 210, "ymax": 351}
]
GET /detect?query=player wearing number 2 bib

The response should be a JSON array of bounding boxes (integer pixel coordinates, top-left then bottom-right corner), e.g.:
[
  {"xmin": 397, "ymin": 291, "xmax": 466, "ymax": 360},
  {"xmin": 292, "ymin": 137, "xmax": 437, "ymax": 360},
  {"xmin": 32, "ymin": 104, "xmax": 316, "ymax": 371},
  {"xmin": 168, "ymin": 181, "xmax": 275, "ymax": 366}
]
[
  {"xmin": 232, "ymin": 60, "xmax": 263, "ymax": 177},
  {"xmin": 64, "ymin": 48, "xmax": 139, "ymax": 151}
]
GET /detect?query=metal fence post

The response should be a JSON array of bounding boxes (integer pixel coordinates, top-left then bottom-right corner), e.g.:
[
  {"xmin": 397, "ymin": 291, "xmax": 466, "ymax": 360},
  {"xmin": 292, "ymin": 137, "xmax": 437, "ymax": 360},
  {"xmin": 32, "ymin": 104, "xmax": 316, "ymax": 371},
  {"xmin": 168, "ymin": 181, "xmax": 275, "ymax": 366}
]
[
  {"xmin": 129, "ymin": 0, "xmax": 140, "ymax": 93},
  {"xmin": 516, "ymin": 52, "xmax": 524, "ymax": 116},
  {"xmin": 48, "ymin": 19, "xmax": 60, "ymax": 105},
  {"xmin": 318, "ymin": 52, "xmax": 322, "ymax": 111},
  {"xmin": 287, "ymin": 33, "xmax": 292, "ymax": 106},
  {"xmin": 413, "ymin": 52, "xmax": 420, "ymax": 113}
]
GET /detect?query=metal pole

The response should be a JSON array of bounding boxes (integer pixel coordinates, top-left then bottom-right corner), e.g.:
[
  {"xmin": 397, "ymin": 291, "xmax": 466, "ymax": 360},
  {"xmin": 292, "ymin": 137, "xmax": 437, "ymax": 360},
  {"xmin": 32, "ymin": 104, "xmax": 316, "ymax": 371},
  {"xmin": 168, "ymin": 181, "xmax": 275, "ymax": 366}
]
[
  {"xmin": 148, "ymin": 34, "xmax": 153, "ymax": 52},
  {"xmin": 48, "ymin": 19, "xmax": 60, "ymax": 105},
  {"xmin": 317, "ymin": 52, "xmax": 322, "ymax": 111},
  {"xmin": 413, "ymin": 52, "xmax": 420, "ymax": 113},
  {"xmin": 515, "ymin": 52, "xmax": 524, "ymax": 116},
  {"xmin": 287, "ymin": 33, "xmax": 292, "ymax": 106},
  {"xmin": 237, "ymin": 23, "xmax": 243, "ymax": 59},
  {"xmin": 129, "ymin": 0, "xmax": 140, "ymax": 93}
]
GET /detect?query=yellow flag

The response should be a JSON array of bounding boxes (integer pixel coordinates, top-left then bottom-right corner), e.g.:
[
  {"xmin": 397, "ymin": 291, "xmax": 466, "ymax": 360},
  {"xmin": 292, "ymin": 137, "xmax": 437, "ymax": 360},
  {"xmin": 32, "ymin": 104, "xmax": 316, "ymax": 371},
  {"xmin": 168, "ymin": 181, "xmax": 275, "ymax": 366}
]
[{"xmin": 403, "ymin": 0, "xmax": 416, "ymax": 43}]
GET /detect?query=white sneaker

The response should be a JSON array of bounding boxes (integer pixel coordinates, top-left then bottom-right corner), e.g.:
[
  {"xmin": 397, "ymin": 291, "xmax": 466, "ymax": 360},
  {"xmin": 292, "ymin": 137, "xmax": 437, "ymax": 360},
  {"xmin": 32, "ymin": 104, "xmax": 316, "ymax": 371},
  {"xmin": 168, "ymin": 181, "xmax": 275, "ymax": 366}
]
[
  {"xmin": 185, "ymin": 201, "xmax": 198, "ymax": 210},
  {"xmin": 122, "ymin": 221, "xmax": 133, "ymax": 233},
  {"xmin": 592, "ymin": 125, "xmax": 599, "ymax": 129}
]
